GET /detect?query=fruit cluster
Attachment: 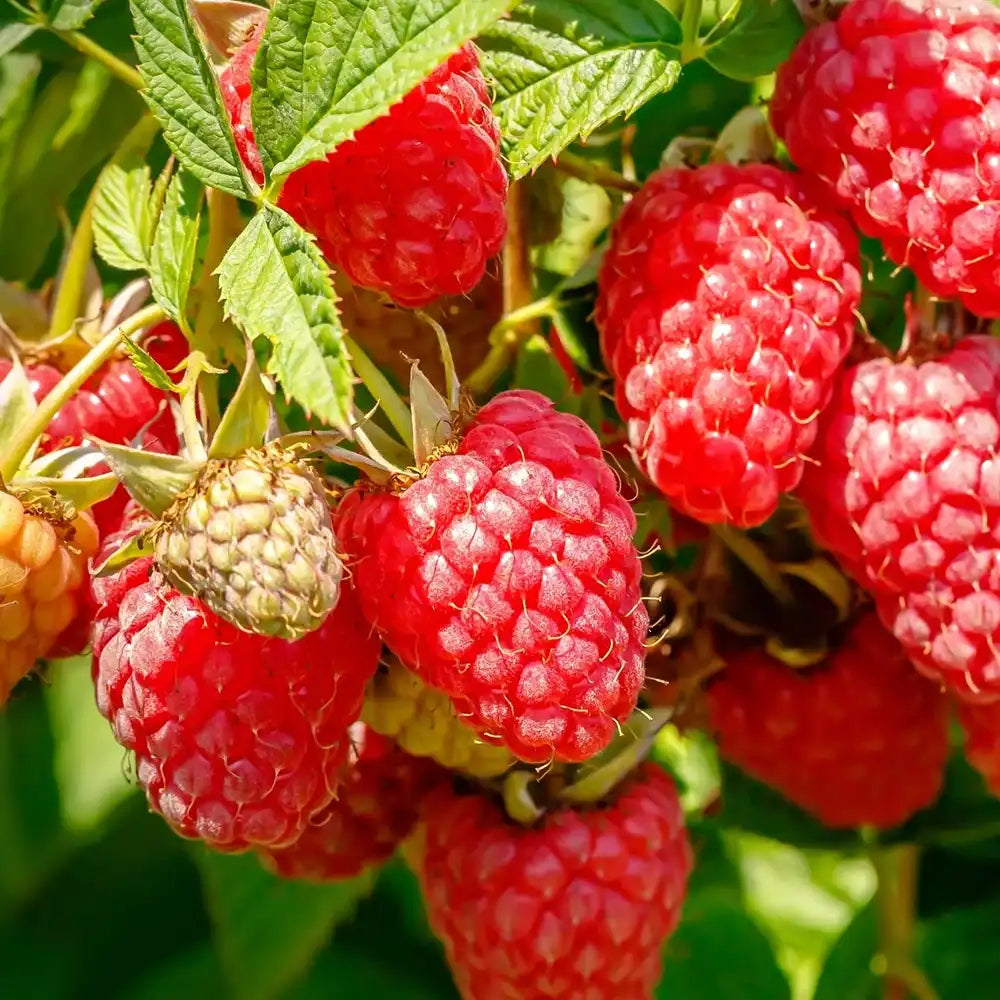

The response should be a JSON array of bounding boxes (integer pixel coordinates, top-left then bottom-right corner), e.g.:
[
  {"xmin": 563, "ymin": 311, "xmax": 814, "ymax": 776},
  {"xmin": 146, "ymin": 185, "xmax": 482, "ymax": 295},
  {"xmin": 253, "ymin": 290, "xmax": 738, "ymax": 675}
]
[{"xmin": 7, "ymin": 1, "xmax": 1000, "ymax": 997}]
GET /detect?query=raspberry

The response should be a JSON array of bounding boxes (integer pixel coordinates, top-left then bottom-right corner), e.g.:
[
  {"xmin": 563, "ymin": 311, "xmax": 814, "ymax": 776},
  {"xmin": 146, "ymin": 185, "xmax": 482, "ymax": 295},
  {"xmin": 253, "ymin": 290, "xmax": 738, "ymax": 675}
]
[
  {"xmin": 221, "ymin": 30, "xmax": 508, "ymax": 307},
  {"xmin": 362, "ymin": 655, "xmax": 515, "ymax": 778},
  {"xmin": 596, "ymin": 162, "xmax": 861, "ymax": 528},
  {"xmin": 798, "ymin": 336, "xmax": 1000, "ymax": 700},
  {"xmin": 259, "ymin": 724, "xmax": 443, "ymax": 881},
  {"xmin": 771, "ymin": 0, "xmax": 1000, "ymax": 317},
  {"xmin": 418, "ymin": 764, "xmax": 692, "ymax": 1000},
  {"xmin": 153, "ymin": 446, "xmax": 342, "ymax": 640},
  {"xmin": 90, "ymin": 516, "xmax": 380, "ymax": 851},
  {"xmin": 332, "ymin": 270, "xmax": 500, "ymax": 388},
  {"xmin": 337, "ymin": 390, "xmax": 648, "ymax": 764},
  {"xmin": 0, "ymin": 321, "xmax": 186, "ymax": 540},
  {"xmin": 707, "ymin": 614, "xmax": 949, "ymax": 828},
  {"xmin": 0, "ymin": 494, "xmax": 99, "ymax": 706},
  {"xmin": 957, "ymin": 700, "xmax": 1000, "ymax": 796}
]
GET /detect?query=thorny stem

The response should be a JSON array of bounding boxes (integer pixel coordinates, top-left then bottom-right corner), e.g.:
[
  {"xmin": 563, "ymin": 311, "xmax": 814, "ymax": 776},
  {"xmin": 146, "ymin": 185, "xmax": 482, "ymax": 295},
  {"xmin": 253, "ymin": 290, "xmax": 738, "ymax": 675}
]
[
  {"xmin": 344, "ymin": 335, "xmax": 414, "ymax": 451},
  {"xmin": 553, "ymin": 151, "xmax": 642, "ymax": 193},
  {"xmin": 710, "ymin": 524, "xmax": 795, "ymax": 607},
  {"xmin": 0, "ymin": 304, "xmax": 167, "ymax": 482},
  {"xmin": 873, "ymin": 846, "xmax": 938, "ymax": 1000},
  {"xmin": 53, "ymin": 30, "xmax": 145, "ymax": 91},
  {"xmin": 680, "ymin": 0, "xmax": 705, "ymax": 63},
  {"xmin": 464, "ymin": 296, "xmax": 557, "ymax": 395}
]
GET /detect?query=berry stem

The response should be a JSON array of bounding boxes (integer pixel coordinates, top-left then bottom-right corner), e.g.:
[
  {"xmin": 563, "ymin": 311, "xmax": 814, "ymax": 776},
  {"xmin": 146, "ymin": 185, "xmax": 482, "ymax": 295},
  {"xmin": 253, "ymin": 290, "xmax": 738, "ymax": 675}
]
[
  {"xmin": 52, "ymin": 30, "xmax": 145, "ymax": 91},
  {"xmin": 344, "ymin": 335, "xmax": 415, "ymax": 451},
  {"xmin": 553, "ymin": 152, "xmax": 642, "ymax": 193},
  {"xmin": 48, "ymin": 190, "xmax": 97, "ymax": 343},
  {"xmin": 873, "ymin": 845, "xmax": 938, "ymax": 1000},
  {"xmin": 0, "ymin": 303, "xmax": 167, "ymax": 482},
  {"xmin": 464, "ymin": 296, "xmax": 558, "ymax": 395}
]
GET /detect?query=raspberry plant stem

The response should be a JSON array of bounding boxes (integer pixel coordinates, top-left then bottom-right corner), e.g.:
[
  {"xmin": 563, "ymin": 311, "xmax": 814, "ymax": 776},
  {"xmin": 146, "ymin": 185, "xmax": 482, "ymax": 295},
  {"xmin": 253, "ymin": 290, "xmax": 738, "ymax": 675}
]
[
  {"xmin": 553, "ymin": 152, "xmax": 641, "ymax": 193},
  {"xmin": 874, "ymin": 845, "xmax": 938, "ymax": 1000},
  {"xmin": 464, "ymin": 296, "xmax": 557, "ymax": 395},
  {"xmin": 52, "ymin": 30, "xmax": 145, "ymax": 91},
  {"xmin": 0, "ymin": 303, "xmax": 167, "ymax": 482},
  {"xmin": 680, "ymin": 0, "xmax": 705, "ymax": 63}
]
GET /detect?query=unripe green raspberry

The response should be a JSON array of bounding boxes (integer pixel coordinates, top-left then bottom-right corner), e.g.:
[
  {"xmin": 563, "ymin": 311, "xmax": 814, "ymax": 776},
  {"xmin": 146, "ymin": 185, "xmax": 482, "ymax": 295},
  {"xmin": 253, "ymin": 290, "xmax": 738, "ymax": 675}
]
[
  {"xmin": 362, "ymin": 656, "xmax": 514, "ymax": 778},
  {"xmin": 153, "ymin": 446, "xmax": 342, "ymax": 640}
]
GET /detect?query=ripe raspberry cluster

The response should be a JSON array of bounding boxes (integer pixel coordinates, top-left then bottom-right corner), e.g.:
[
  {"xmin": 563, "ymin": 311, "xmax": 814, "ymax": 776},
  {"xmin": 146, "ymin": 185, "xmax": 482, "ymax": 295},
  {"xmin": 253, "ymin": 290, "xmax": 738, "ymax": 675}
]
[{"xmin": 12, "ymin": 2, "xmax": 1000, "ymax": 996}]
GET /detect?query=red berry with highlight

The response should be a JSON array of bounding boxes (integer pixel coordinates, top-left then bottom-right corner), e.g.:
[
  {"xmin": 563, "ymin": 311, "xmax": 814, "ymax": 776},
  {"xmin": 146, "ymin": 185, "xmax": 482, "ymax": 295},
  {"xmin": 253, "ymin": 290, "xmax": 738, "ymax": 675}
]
[
  {"xmin": 259, "ymin": 724, "xmax": 443, "ymax": 881},
  {"xmin": 771, "ymin": 0, "xmax": 1000, "ymax": 317},
  {"xmin": 221, "ymin": 28, "xmax": 508, "ymax": 307},
  {"xmin": 418, "ymin": 764, "xmax": 692, "ymax": 1000},
  {"xmin": 90, "ymin": 515, "xmax": 381, "ymax": 852},
  {"xmin": 337, "ymin": 390, "xmax": 648, "ymax": 764},
  {"xmin": 799, "ymin": 336, "xmax": 1000, "ymax": 701},
  {"xmin": 596, "ymin": 163, "xmax": 861, "ymax": 528},
  {"xmin": 707, "ymin": 614, "xmax": 949, "ymax": 828}
]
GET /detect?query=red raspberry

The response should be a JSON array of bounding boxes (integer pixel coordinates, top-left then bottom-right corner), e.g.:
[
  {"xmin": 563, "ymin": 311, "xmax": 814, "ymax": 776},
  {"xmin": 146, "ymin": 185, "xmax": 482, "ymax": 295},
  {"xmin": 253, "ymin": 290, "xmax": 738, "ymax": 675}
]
[
  {"xmin": 90, "ymin": 517, "xmax": 381, "ymax": 852},
  {"xmin": 957, "ymin": 699, "xmax": 1000, "ymax": 796},
  {"xmin": 0, "ymin": 321, "xmax": 186, "ymax": 540},
  {"xmin": 259, "ymin": 724, "xmax": 443, "ymax": 881},
  {"xmin": 596, "ymin": 163, "xmax": 861, "ymax": 528},
  {"xmin": 771, "ymin": 0, "xmax": 1000, "ymax": 317},
  {"xmin": 707, "ymin": 614, "xmax": 949, "ymax": 828},
  {"xmin": 798, "ymin": 336, "xmax": 1000, "ymax": 701},
  {"xmin": 221, "ymin": 29, "xmax": 508, "ymax": 307},
  {"xmin": 418, "ymin": 764, "xmax": 692, "ymax": 1000},
  {"xmin": 336, "ymin": 390, "xmax": 648, "ymax": 764}
]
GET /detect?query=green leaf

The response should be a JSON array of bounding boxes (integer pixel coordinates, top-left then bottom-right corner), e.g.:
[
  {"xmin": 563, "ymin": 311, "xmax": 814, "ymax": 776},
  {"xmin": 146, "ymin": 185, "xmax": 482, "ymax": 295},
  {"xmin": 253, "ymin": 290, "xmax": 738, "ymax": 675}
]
[
  {"xmin": 52, "ymin": 60, "xmax": 111, "ymax": 148},
  {"xmin": 93, "ymin": 160, "xmax": 154, "ymax": 271},
  {"xmin": 216, "ymin": 204, "xmax": 353, "ymax": 431},
  {"xmin": 130, "ymin": 0, "xmax": 254, "ymax": 198},
  {"xmin": 813, "ymin": 903, "xmax": 880, "ymax": 1000},
  {"xmin": 127, "ymin": 946, "xmax": 229, "ymax": 1000},
  {"xmin": 251, "ymin": 0, "xmax": 518, "ymax": 182},
  {"xmin": 478, "ymin": 2, "xmax": 682, "ymax": 179},
  {"xmin": 0, "ymin": 682, "xmax": 66, "ymax": 912},
  {"xmin": 48, "ymin": 0, "xmax": 109, "ymax": 30},
  {"xmin": 43, "ymin": 656, "xmax": 134, "ymax": 834},
  {"xmin": 659, "ymin": 895, "xmax": 791, "ymax": 999},
  {"xmin": 919, "ymin": 898, "xmax": 1000, "ymax": 998},
  {"xmin": 0, "ymin": 24, "xmax": 38, "ymax": 59},
  {"xmin": 149, "ymin": 168, "xmax": 204, "ymax": 326},
  {"xmin": 0, "ymin": 362, "xmax": 38, "ymax": 449},
  {"xmin": 0, "ymin": 71, "xmax": 143, "ymax": 281},
  {"xmin": 287, "ymin": 859, "xmax": 458, "ymax": 1000},
  {"xmin": 196, "ymin": 848, "xmax": 374, "ymax": 1000},
  {"xmin": 702, "ymin": 0, "xmax": 805, "ymax": 82},
  {"xmin": 717, "ymin": 761, "xmax": 863, "ymax": 849},
  {"xmin": 0, "ymin": 53, "xmax": 41, "ymax": 234}
]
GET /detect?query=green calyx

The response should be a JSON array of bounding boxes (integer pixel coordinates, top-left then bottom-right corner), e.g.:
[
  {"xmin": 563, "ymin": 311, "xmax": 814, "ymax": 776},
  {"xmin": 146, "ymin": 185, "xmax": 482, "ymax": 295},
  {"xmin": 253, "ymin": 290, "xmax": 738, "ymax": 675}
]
[{"xmin": 497, "ymin": 706, "xmax": 676, "ymax": 826}]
